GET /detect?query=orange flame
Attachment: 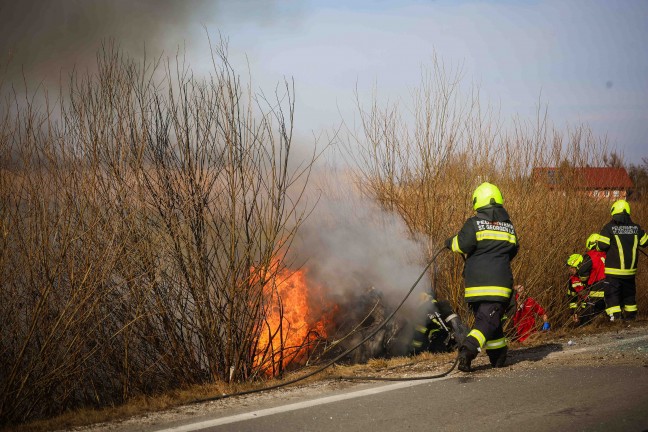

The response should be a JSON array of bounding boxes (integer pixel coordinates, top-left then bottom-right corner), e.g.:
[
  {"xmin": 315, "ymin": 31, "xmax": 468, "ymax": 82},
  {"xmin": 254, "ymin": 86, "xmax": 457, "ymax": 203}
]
[{"xmin": 255, "ymin": 261, "xmax": 333, "ymax": 376}]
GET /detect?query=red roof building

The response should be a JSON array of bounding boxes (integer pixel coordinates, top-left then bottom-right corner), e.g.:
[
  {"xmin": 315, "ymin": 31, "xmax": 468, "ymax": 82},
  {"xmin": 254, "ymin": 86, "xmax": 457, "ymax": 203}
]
[{"xmin": 533, "ymin": 167, "xmax": 634, "ymax": 200}]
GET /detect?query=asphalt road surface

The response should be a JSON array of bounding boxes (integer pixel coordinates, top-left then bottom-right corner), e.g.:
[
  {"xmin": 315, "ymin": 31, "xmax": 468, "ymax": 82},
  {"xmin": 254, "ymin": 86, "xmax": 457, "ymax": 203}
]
[{"xmin": 74, "ymin": 324, "xmax": 648, "ymax": 432}]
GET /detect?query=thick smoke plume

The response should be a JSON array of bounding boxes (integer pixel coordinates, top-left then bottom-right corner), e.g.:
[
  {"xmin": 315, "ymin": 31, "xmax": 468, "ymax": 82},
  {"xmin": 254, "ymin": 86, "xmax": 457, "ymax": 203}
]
[
  {"xmin": 0, "ymin": 1, "xmax": 285, "ymax": 89},
  {"xmin": 285, "ymin": 171, "xmax": 432, "ymax": 360},
  {"xmin": 289, "ymin": 172, "xmax": 431, "ymax": 314}
]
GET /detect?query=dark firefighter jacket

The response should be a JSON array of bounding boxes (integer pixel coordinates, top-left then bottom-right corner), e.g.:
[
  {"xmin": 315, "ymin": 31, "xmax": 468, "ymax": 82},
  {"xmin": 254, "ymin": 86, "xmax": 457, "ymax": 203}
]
[
  {"xmin": 410, "ymin": 295, "xmax": 457, "ymax": 354},
  {"xmin": 596, "ymin": 213, "xmax": 648, "ymax": 278},
  {"xmin": 445, "ymin": 205, "xmax": 519, "ymax": 303}
]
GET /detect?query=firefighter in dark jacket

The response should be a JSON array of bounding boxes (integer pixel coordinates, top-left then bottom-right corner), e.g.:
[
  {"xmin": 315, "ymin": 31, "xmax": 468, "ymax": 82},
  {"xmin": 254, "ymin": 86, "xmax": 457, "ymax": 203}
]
[
  {"xmin": 596, "ymin": 200, "xmax": 648, "ymax": 321},
  {"xmin": 410, "ymin": 293, "xmax": 468, "ymax": 355},
  {"xmin": 566, "ymin": 253, "xmax": 587, "ymax": 322},
  {"xmin": 445, "ymin": 182, "xmax": 519, "ymax": 372}
]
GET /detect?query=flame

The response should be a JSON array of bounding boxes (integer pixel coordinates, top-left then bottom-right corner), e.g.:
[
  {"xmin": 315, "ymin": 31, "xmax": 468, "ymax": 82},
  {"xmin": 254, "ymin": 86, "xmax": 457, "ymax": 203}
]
[{"xmin": 255, "ymin": 261, "xmax": 333, "ymax": 376}]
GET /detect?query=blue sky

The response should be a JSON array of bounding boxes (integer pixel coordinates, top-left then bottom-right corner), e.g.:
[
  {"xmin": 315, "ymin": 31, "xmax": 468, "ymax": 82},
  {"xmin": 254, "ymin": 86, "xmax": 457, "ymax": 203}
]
[
  {"xmin": 211, "ymin": 0, "xmax": 648, "ymax": 162},
  {"xmin": 2, "ymin": 0, "xmax": 647, "ymax": 162}
]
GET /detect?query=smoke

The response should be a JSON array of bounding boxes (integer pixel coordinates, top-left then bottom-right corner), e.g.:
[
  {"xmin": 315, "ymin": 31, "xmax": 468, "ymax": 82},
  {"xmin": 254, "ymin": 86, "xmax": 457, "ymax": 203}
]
[
  {"xmin": 283, "ymin": 169, "xmax": 433, "ymax": 360},
  {"xmin": 289, "ymin": 170, "xmax": 431, "ymax": 311},
  {"xmin": 0, "ymin": 0, "xmax": 291, "ymax": 90}
]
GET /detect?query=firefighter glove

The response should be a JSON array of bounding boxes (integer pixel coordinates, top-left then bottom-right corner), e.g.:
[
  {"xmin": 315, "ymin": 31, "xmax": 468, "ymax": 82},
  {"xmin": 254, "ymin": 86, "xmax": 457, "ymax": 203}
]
[{"xmin": 444, "ymin": 237, "xmax": 452, "ymax": 249}]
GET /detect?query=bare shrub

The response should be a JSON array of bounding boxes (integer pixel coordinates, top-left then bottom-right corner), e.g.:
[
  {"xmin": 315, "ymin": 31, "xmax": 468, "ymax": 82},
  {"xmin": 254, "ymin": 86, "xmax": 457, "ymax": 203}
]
[
  {"xmin": 343, "ymin": 56, "xmax": 639, "ymax": 331},
  {"xmin": 0, "ymin": 40, "xmax": 315, "ymax": 426}
]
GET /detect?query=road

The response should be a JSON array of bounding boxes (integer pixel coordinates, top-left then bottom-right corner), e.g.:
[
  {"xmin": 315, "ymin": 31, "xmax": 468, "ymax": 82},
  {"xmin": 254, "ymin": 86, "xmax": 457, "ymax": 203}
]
[{"xmin": 73, "ymin": 324, "xmax": 648, "ymax": 432}]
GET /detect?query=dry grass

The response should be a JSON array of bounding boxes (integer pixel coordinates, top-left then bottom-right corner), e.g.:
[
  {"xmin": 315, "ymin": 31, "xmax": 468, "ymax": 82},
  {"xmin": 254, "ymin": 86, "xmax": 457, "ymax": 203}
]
[
  {"xmin": 12, "ymin": 317, "xmax": 648, "ymax": 432},
  {"xmin": 2, "ymin": 45, "xmax": 647, "ymax": 430},
  {"xmin": 343, "ymin": 55, "xmax": 648, "ymax": 329},
  {"xmin": 0, "ymin": 41, "xmax": 318, "ymax": 427},
  {"xmin": 6, "ymin": 351, "xmax": 454, "ymax": 432}
]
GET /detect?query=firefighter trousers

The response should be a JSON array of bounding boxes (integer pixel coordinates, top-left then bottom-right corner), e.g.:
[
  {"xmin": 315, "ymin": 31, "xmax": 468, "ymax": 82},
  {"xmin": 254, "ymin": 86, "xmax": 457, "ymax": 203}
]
[
  {"xmin": 603, "ymin": 276, "xmax": 637, "ymax": 320},
  {"xmin": 462, "ymin": 301, "xmax": 507, "ymax": 358}
]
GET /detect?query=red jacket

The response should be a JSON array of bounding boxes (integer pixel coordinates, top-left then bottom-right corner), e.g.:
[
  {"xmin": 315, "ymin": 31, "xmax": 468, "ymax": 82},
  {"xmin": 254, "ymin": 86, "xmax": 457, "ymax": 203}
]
[
  {"xmin": 568, "ymin": 275, "xmax": 586, "ymax": 295},
  {"xmin": 585, "ymin": 250, "xmax": 606, "ymax": 286},
  {"xmin": 567, "ymin": 275, "xmax": 588, "ymax": 310},
  {"xmin": 513, "ymin": 294, "xmax": 546, "ymax": 342}
]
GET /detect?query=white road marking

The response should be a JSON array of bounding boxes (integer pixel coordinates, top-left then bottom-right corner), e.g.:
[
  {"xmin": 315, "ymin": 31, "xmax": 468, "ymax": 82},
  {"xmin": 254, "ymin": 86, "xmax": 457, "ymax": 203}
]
[
  {"xmin": 154, "ymin": 377, "xmax": 452, "ymax": 431},
  {"xmin": 155, "ymin": 332, "xmax": 648, "ymax": 432}
]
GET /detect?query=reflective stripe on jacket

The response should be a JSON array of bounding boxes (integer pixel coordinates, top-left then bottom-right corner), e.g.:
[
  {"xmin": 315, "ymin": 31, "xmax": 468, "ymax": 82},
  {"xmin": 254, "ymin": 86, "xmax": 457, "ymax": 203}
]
[
  {"xmin": 447, "ymin": 205, "xmax": 518, "ymax": 303},
  {"xmin": 597, "ymin": 215, "xmax": 648, "ymax": 278},
  {"xmin": 567, "ymin": 275, "xmax": 586, "ymax": 309}
]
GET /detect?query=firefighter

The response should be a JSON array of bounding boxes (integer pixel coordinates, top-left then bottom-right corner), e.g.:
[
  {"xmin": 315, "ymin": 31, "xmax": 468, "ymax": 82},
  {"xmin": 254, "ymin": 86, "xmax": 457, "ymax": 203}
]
[
  {"xmin": 445, "ymin": 182, "xmax": 518, "ymax": 372},
  {"xmin": 410, "ymin": 292, "xmax": 469, "ymax": 355},
  {"xmin": 575, "ymin": 233, "xmax": 607, "ymax": 324},
  {"xmin": 596, "ymin": 200, "xmax": 648, "ymax": 321},
  {"xmin": 566, "ymin": 253, "xmax": 588, "ymax": 323}
]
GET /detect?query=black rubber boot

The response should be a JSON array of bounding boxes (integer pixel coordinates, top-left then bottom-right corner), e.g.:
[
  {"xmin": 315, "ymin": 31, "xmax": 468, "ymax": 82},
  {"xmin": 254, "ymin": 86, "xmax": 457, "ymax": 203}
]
[
  {"xmin": 609, "ymin": 312, "xmax": 622, "ymax": 322},
  {"xmin": 458, "ymin": 346, "xmax": 476, "ymax": 372},
  {"xmin": 487, "ymin": 346, "xmax": 508, "ymax": 368}
]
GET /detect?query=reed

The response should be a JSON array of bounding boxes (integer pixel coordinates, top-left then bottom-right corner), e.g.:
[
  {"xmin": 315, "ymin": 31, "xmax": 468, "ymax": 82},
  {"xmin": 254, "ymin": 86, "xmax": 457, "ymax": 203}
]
[
  {"xmin": 344, "ymin": 56, "xmax": 647, "ymax": 333},
  {"xmin": 0, "ymin": 40, "xmax": 315, "ymax": 425}
]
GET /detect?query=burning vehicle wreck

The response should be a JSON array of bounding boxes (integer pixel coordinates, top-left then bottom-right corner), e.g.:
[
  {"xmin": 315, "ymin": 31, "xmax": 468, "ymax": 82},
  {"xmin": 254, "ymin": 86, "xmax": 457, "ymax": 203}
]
[
  {"xmin": 321, "ymin": 287, "xmax": 469, "ymax": 364},
  {"xmin": 252, "ymin": 258, "xmax": 469, "ymax": 376}
]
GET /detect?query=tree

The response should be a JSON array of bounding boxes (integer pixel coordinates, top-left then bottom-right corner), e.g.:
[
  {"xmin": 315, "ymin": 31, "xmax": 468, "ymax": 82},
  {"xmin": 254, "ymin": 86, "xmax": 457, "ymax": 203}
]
[
  {"xmin": 603, "ymin": 152, "xmax": 624, "ymax": 168},
  {"xmin": 627, "ymin": 158, "xmax": 648, "ymax": 200}
]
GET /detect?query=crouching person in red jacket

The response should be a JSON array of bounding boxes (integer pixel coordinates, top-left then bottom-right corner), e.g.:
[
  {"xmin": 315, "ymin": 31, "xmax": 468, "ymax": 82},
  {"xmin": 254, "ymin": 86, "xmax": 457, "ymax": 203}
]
[{"xmin": 512, "ymin": 285, "xmax": 549, "ymax": 343}]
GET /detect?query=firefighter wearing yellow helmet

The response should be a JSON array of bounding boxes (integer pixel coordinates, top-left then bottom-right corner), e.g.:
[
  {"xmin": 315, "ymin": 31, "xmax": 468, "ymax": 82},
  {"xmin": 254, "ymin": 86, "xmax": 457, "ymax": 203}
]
[
  {"xmin": 566, "ymin": 253, "xmax": 587, "ymax": 321},
  {"xmin": 596, "ymin": 199, "xmax": 648, "ymax": 321},
  {"xmin": 444, "ymin": 182, "xmax": 518, "ymax": 372}
]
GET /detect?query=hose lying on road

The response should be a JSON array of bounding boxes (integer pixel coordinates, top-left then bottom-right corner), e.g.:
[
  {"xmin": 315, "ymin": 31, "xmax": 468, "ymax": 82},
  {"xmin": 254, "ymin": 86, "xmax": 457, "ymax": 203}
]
[
  {"xmin": 188, "ymin": 246, "xmax": 457, "ymax": 405},
  {"xmin": 332, "ymin": 355, "xmax": 459, "ymax": 382}
]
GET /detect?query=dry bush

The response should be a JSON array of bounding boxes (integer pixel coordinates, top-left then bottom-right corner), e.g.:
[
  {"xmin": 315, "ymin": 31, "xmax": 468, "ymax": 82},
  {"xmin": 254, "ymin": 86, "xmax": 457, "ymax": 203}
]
[
  {"xmin": 0, "ymin": 41, "xmax": 315, "ymax": 426},
  {"xmin": 345, "ymin": 55, "xmax": 647, "ymax": 332}
]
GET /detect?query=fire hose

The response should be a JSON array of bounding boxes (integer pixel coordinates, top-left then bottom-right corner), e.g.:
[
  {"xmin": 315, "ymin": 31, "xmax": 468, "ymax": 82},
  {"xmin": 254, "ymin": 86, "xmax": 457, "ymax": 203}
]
[{"xmin": 189, "ymin": 246, "xmax": 457, "ymax": 405}]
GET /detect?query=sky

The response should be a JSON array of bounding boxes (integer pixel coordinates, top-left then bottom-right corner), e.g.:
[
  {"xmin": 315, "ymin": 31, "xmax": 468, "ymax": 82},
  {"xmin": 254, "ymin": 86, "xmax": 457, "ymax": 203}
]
[{"xmin": 1, "ymin": 0, "xmax": 647, "ymax": 163}]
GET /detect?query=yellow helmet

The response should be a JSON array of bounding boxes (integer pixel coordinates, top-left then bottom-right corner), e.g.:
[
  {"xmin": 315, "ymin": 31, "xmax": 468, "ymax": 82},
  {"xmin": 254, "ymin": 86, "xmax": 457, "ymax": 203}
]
[
  {"xmin": 585, "ymin": 233, "xmax": 600, "ymax": 251},
  {"xmin": 472, "ymin": 182, "xmax": 503, "ymax": 210},
  {"xmin": 567, "ymin": 253, "xmax": 583, "ymax": 268},
  {"xmin": 610, "ymin": 199, "xmax": 630, "ymax": 216}
]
